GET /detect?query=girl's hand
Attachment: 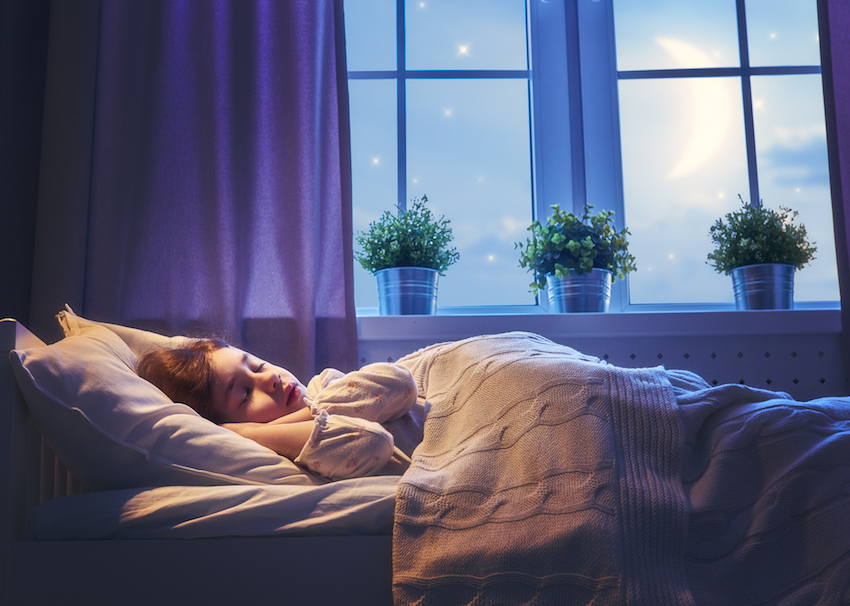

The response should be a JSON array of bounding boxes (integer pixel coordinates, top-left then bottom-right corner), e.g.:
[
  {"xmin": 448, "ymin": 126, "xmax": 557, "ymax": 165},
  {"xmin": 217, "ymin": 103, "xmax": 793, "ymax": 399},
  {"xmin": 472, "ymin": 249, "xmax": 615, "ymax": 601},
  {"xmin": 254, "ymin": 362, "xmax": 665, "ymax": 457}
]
[
  {"xmin": 222, "ymin": 404, "xmax": 313, "ymax": 438},
  {"xmin": 267, "ymin": 405, "xmax": 314, "ymax": 425}
]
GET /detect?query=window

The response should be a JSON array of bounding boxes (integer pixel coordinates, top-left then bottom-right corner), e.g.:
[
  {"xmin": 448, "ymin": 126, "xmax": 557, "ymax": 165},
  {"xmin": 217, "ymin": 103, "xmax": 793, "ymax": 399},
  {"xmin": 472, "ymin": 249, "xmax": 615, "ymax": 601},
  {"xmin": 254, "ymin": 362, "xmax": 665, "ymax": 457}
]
[{"xmin": 344, "ymin": 0, "xmax": 838, "ymax": 311}]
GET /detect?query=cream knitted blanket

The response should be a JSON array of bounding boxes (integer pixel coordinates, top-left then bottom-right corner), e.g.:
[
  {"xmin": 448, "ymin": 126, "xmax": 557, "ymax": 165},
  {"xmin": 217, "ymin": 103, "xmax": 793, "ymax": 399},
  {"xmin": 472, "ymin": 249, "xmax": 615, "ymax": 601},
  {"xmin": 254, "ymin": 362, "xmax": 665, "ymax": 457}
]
[
  {"xmin": 392, "ymin": 332, "xmax": 850, "ymax": 605},
  {"xmin": 393, "ymin": 332, "xmax": 692, "ymax": 605}
]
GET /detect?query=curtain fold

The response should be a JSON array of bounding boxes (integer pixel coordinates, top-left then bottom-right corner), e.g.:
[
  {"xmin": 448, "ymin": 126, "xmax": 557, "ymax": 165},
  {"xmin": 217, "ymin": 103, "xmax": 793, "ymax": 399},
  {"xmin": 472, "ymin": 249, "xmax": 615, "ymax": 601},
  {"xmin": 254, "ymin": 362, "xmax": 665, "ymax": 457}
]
[
  {"xmin": 29, "ymin": 0, "xmax": 356, "ymax": 380},
  {"xmin": 820, "ymin": 0, "xmax": 850, "ymax": 390}
]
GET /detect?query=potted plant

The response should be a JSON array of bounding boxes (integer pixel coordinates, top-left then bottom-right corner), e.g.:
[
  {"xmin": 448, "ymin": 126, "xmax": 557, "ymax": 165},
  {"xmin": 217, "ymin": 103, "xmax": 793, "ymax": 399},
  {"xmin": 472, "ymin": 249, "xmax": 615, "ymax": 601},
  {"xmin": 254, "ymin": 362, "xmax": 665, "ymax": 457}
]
[
  {"xmin": 707, "ymin": 195, "xmax": 817, "ymax": 310},
  {"xmin": 355, "ymin": 195, "xmax": 459, "ymax": 315},
  {"xmin": 516, "ymin": 204, "xmax": 636, "ymax": 312}
]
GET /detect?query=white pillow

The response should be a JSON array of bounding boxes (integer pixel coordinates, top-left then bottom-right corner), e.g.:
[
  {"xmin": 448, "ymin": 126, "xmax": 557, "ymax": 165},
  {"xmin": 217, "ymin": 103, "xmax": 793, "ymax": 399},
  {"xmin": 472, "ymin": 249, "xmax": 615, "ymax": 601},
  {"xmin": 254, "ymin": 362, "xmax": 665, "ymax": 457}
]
[{"xmin": 11, "ymin": 320, "xmax": 319, "ymax": 491}]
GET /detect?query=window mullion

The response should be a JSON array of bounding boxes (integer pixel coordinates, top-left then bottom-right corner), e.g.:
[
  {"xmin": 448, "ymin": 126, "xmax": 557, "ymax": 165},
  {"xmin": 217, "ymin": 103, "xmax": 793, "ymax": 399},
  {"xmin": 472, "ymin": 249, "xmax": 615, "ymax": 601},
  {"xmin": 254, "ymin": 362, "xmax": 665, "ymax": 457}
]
[
  {"xmin": 396, "ymin": 0, "xmax": 407, "ymax": 212},
  {"xmin": 737, "ymin": 0, "xmax": 760, "ymax": 206},
  {"xmin": 576, "ymin": 0, "xmax": 627, "ymax": 310}
]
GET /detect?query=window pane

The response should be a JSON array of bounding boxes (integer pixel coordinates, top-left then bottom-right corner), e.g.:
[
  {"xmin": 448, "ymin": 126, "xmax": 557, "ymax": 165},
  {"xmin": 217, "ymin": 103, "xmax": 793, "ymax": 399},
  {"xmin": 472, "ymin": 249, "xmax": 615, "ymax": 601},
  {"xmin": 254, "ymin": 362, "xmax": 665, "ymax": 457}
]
[
  {"xmin": 344, "ymin": 0, "xmax": 396, "ymax": 71},
  {"xmin": 751, "ymin": 74, "xmax": 838, "ymax": 301},
  {"xmin": 406, "ymin": 0, "xmax": 528, "ymax": 71},
  {"xmin": 745, "ymin": 0, "xmax": 820, "ymax": 67},
  {"xmin": 406, "ymin": 79, "xmax": 533, "ymax": 306},
  {"xmin": 350, "ymin": 80, "xmax": 399, "ymax": 308},
  {"xmin": 618, "ymin": 77, "xmax": 749, "ymax": 304},
  {"xmin": 613, "ymin": 0, "xmax": 739, "ymax": 71}
]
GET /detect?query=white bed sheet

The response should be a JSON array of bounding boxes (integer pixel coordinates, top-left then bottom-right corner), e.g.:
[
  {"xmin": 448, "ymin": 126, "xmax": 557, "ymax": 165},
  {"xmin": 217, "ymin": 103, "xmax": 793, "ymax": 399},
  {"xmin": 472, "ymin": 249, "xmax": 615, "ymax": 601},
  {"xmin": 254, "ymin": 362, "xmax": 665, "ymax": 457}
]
[{"xmin": 34, "ymin": 476, "xmax": 400, "ymax": 540}]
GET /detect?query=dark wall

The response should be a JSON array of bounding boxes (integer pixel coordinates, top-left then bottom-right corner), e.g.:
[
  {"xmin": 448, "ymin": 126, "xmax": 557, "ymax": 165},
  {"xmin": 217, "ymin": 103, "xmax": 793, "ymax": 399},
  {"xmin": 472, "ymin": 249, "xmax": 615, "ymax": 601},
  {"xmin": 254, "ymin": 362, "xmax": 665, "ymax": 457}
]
[{"xmin": 0, "ymin": 0, "xmax": 51, "ymax": 324}]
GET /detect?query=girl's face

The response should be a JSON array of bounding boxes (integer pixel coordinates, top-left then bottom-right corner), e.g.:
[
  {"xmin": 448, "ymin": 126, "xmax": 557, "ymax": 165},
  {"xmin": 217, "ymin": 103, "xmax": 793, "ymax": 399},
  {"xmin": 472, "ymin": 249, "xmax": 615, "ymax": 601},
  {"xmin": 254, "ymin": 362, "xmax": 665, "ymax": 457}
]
[{"xmin": 208, "ymin": 346, "xmax": 308, "ymax": 423}]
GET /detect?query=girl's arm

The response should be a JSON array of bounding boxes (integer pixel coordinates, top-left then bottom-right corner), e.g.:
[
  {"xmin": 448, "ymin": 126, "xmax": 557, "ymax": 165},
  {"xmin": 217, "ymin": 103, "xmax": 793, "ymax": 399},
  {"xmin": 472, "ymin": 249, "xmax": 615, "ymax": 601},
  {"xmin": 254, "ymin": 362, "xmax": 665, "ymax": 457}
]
[
  {"xmin": 222, "ymin": 420, "xmax": 314, "ymax": 460},
  {"xmin": 225, "ymin": 412, "xmax": 396, "ymax": 480}
]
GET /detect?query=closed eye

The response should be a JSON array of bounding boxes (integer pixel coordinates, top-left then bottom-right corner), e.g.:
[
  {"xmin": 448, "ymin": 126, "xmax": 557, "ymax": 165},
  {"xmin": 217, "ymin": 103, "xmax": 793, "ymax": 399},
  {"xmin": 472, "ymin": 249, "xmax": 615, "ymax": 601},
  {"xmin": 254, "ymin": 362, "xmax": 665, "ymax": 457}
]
[{"xmin": 239, "ymin": 360, "xmax": 267, "ymax": 405}]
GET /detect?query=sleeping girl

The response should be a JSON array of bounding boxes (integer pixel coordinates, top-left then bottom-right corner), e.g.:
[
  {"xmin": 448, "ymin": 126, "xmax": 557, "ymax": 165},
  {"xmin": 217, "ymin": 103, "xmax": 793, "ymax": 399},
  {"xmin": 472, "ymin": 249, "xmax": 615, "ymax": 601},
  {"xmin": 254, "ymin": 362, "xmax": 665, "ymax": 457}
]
[{"xmin": 137, "ymin": 340, "xmax": 422, "ymax": 481}]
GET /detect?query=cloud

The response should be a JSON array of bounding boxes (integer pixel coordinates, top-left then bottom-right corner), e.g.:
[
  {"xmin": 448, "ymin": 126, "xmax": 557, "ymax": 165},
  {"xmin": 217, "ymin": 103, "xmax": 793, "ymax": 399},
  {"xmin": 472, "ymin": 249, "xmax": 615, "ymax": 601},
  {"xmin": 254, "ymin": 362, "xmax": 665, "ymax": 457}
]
[{"xmin": 759, "ymin": 139, "xmax": 830, "ymax": 187}]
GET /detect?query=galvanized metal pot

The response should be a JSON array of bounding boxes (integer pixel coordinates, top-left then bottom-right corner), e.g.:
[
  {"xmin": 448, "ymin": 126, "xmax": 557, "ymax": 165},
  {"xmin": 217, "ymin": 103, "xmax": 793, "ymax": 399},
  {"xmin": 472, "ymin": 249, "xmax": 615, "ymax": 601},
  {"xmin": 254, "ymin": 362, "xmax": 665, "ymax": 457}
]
[
  {"xmin": 729, "ymin": 263, "xmax": 795, "ymax": 310},
  {"xmin": 546, "ymin": 268, "xmax": 612, "ymax": 313},
  {"xmin": 375, "ymin": 267, "xmax": 439, "ymax": 315}
]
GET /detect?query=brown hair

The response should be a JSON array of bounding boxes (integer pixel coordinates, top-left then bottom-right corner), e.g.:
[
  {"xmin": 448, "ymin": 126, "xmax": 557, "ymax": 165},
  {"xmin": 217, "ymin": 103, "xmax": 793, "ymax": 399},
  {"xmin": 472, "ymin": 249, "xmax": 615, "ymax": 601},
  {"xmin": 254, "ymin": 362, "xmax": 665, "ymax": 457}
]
[{"xmin": 137, "ymin": 339, "xmax": 229, "ymax": 421}]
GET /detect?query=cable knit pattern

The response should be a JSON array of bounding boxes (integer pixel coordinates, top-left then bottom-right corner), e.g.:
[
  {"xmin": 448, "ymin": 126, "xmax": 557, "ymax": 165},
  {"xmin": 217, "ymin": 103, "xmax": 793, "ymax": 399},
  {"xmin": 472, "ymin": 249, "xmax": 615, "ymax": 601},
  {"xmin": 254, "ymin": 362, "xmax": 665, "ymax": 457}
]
[
  {"xmin": 393, "ymin": 332, "xmax": 692, "ymax": 605},
  {"xmin": 392, "ymin": 331, "xmax": 850, "ymax": 605}
]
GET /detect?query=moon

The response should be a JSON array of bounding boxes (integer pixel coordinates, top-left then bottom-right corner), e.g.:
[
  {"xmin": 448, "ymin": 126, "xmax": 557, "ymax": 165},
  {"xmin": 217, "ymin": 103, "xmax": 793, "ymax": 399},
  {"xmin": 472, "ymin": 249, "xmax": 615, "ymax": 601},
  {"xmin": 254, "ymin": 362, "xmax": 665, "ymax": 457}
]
[{"xmin": 657, "ymin": 37, "xmax": 735, "ymax": 179}]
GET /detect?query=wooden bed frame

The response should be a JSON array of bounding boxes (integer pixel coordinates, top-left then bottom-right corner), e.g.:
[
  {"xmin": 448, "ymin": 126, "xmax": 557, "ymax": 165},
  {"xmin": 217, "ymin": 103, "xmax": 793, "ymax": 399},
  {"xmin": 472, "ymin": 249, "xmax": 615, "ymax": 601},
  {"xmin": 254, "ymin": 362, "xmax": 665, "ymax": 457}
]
[{"xmin": 0, "ymin": 318, "xmax": 393, "ymax": 606}]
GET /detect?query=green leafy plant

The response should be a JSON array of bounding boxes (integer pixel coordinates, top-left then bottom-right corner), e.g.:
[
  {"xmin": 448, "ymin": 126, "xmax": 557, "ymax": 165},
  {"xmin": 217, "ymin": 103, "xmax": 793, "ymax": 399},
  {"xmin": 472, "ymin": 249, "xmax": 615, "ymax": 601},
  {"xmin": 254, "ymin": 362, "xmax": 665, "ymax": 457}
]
[
  {"xmin": 707, "ymin": 195, "xmax": 817, "ymax": 274},
  {"xmin": 516, "ymin": 204, "xmax": 636, "ymax": 294},
  {"xmin": 355, "ymin": 195, "xmax": 460, "ymax": 274}
]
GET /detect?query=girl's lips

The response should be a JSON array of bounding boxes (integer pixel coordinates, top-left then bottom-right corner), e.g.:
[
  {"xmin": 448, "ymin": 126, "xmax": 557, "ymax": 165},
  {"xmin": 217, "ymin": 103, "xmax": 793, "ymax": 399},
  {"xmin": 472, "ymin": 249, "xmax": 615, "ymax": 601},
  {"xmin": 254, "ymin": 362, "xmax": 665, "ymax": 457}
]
[{"xmin": 286, "ymin": 385, "xmax": 300, "ymax": 407}]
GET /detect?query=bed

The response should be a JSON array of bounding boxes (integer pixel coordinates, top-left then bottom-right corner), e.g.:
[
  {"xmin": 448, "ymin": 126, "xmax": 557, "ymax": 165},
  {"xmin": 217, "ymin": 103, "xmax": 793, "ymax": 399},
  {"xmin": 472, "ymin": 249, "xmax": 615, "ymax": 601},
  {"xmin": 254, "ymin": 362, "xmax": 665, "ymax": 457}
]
[
  {"xmin": 0, "ymin": 314, "xmax": 396, "ymax": 606},
  {"xmin": 3, "ymin": 312, "xmax": 850, "ymax": 605}
]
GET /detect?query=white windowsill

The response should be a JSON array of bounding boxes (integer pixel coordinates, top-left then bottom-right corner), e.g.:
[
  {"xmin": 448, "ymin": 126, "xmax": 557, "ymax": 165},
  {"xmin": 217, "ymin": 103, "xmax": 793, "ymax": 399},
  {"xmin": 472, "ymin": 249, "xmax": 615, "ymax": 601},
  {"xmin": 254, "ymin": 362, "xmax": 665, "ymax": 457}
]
[{"xmin": 356, "ymin": 305, "xmax": 842, "ymax": 342}]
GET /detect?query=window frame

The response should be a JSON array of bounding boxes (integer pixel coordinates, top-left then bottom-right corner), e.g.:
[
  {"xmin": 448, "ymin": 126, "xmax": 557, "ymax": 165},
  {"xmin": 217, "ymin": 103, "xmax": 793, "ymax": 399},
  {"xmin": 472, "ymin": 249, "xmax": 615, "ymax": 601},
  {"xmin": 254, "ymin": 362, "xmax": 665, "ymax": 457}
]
[{"xmin": 347, "ymin": 0, "xmax": 837, "ymax": 317}]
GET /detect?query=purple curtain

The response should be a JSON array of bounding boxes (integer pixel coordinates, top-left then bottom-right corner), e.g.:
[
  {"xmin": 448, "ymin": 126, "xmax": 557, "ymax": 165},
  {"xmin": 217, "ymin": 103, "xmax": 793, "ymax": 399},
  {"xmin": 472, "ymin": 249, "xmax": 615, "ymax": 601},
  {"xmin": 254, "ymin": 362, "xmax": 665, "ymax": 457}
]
[
  {"xmin": 29, "ymin": 0, "xmax": 356, "ymax": 380},
  {"xmin": 820, "ymin": 0, "xmax": 850, "ymax": 388}
]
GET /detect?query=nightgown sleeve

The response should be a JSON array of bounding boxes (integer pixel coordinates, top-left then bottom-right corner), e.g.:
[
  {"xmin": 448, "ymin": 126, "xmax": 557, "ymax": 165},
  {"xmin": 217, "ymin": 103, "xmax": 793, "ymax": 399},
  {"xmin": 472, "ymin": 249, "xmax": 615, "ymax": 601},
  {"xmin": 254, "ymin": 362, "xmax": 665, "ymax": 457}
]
[
  {"xmin": 294, "ymin": 411, "xmax": 394, "ymax": 481},
  {"xmin": 308, "ymin": 363, "xmax": 417, "ymax": 424}
]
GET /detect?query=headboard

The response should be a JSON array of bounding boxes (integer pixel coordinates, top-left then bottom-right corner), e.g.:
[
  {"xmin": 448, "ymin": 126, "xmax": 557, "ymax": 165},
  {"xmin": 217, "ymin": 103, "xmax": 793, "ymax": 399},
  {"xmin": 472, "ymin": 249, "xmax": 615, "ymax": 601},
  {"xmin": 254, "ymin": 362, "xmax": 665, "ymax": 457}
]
[
  {"xmin": 1, "ymin": 319, "xmax": 83, "ymax": 597},
  {"xmin": 1, "ymin": 320, "xmax": 63, "ymax": 537}
]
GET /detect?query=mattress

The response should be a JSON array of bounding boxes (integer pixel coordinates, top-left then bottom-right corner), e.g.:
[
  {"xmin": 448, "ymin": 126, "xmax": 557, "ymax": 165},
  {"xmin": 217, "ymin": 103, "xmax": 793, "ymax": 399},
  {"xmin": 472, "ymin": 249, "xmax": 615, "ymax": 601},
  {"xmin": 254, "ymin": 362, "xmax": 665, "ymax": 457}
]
[{"xmin": 34, "ymin": 475, "xmax": 399, "ymax": 540}]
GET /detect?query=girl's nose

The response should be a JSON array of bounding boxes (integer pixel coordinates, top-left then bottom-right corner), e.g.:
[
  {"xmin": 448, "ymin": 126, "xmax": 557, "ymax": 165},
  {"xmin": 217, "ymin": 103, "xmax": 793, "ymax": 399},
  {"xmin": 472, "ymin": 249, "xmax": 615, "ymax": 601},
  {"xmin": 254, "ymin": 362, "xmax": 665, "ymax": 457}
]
[{"xmin": 258, "ymin": 369, "xmax": 280, "ymax": 394}]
